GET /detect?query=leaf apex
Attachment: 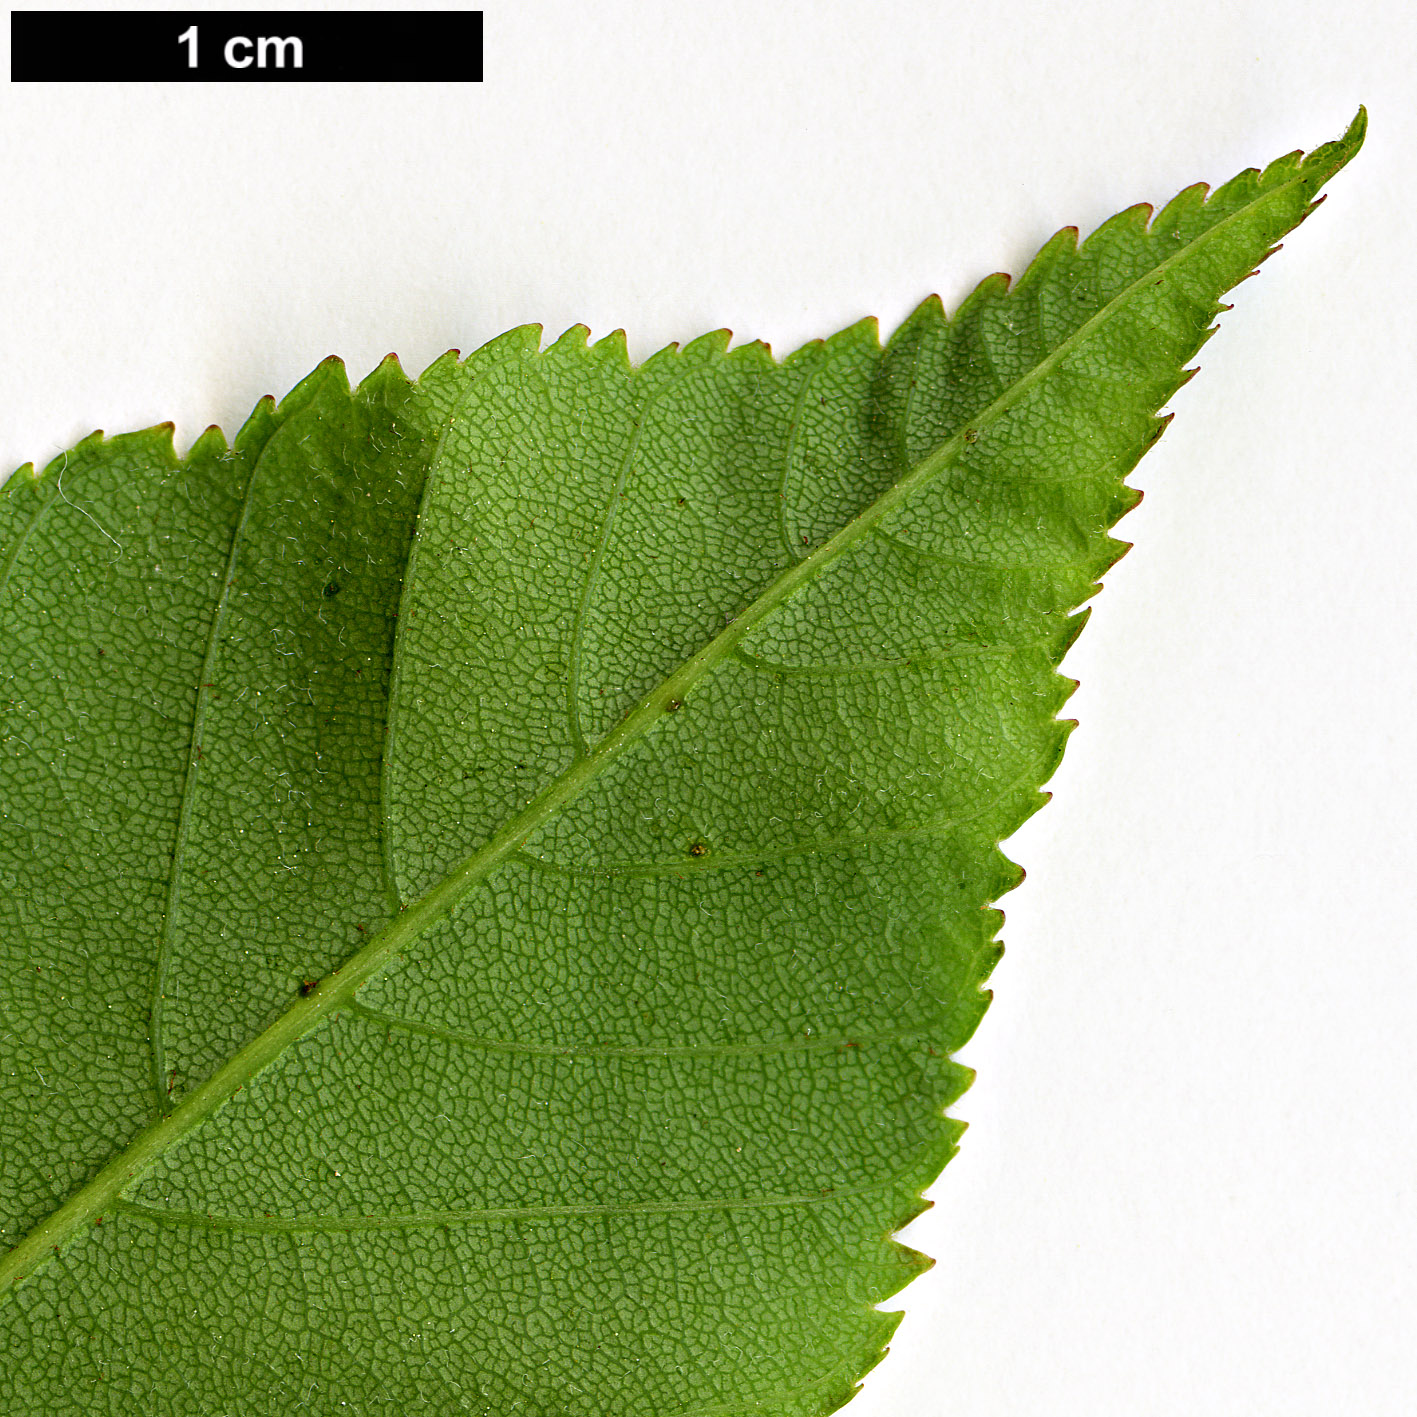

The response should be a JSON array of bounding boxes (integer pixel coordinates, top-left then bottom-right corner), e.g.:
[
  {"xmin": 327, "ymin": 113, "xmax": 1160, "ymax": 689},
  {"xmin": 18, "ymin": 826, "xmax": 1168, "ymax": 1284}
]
[
  {"xmin": 1343, "ymin": 104, "xmax": 1369, "ymax": 150},
  {"xmin": 1302, "ymin": 105, "xmax": 1367, "ymax": 180}
]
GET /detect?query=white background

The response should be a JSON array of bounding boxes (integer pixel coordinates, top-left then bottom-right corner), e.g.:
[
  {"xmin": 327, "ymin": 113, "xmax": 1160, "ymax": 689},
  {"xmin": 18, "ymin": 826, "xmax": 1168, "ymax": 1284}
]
[{"xmin": 3, "ymin": 3, "xmax": 1415, "ymax": 1413}]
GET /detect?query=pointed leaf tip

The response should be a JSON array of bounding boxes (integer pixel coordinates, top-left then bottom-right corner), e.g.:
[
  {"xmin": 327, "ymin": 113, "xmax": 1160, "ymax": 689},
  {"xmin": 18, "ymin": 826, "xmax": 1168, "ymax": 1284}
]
[
  {"xmin": 1344, "ymin": 104, "xmax": 1368, "ymax": 150},
  {"xmin": 1302, "ymin": 107, "xmax": 1366, "ymax": 184}
]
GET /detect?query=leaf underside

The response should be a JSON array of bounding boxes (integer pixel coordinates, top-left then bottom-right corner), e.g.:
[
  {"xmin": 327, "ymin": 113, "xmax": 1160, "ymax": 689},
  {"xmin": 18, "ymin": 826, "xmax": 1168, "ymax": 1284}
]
[{"xmin": 0, "ymin": 116, "xmax": 1361, "ymax": 1416}]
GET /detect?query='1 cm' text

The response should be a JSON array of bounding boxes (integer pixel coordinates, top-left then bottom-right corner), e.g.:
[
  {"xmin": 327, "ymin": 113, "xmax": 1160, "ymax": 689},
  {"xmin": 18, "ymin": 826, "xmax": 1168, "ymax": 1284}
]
[{"xmin": 177, "ymin": 26, "xmax": 303, "ymax": 70}]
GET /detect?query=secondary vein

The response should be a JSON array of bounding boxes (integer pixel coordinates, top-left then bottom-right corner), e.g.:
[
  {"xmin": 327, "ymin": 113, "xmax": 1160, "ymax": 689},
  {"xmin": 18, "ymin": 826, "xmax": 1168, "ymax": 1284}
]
[
  {"xmin": 565, "ymin": 399, "xmax": 648, "ymax": 760},
  {"xmin": 147, "ymin": 422, "xmax": 268, "ymax": 1119},
  {"xmin": 113, "ymin": 1177, "xmax": 895, "ymax": 1234},
  {"xmin": 348, "ymin": 1002, "xmax": 934, "ymax": 1058}
]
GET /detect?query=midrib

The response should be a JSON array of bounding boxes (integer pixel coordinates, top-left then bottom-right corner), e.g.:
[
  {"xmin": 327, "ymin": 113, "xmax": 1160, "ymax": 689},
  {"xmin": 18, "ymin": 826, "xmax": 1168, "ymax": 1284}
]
[{"xmin": 0, "ymin": 158, "xmax": 1322, "ymax": 1300}]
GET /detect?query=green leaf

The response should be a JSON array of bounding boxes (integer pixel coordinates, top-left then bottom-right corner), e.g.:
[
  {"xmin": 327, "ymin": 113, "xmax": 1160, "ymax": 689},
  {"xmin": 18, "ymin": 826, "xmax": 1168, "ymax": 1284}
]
[{"xmin": 0, "ymin": 114, "xmax": 1362, "ymax": 1415}]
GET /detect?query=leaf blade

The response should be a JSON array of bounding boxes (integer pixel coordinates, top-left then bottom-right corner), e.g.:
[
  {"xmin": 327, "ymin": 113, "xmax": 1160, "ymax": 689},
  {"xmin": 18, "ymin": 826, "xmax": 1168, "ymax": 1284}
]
[{"xmin": 0, "ymin": 113, "xmax": 1363, "ymax": 1415}]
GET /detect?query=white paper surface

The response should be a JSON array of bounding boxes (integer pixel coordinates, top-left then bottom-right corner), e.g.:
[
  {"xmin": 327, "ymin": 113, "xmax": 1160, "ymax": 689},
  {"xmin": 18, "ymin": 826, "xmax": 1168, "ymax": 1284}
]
[{"xmin": 3, "ymin": 2, "xmax": 1414, "ymax": 1412}]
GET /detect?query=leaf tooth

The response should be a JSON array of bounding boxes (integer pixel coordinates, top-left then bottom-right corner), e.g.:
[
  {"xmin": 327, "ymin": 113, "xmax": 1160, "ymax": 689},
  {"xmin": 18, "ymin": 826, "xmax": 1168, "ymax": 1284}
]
[
  {"xmin": 723, "ymin": 336, "xmax": 775, "ymax": 368},
  {"xmin": 274, "ymin": 354, "xmax": 349, "ymax": 417},
  {"xmin": 639, "ymin": 339, "xmax": 683, "ymax": 376},
  {"xmin": 1187, "ymin": 317, "xmax": 1226, "ymax": 357},
  {"xmin": 125, "ymin": 423, "xmax": 181, "ymax": 466},
  {"xmin": 945, "ymin": 1061, "xmax": 980, "ymax": 1109},
  {"xmin": 1256, "ymin": 149, "xmax": 1306, "ymax": 191},
  {"xmin": 223, "ymin": 393, "xmax": 280, "ymax": 468},
  {"xmin": 2, "ymin": 460, "xmax": 37, "ymax": 489},
  {"xmin": 1011, "ymin": 225, "xmax": 1079, "ymax": 295},
  {"xmin": 879, "ymin": 293, "xmax": 945, "ymax": 358},
  {"xmin": 376, "ymin": 349, "xmax": 410, "ymax": 380},
  {"xmin": 33, "ymin": 429, "xmax": 100, "ymax": 484},
  {"xmin": 470, "ymin": 323, "xmax": 543, "ymax": 363},
  {"xmin": 889, "ymin": 1193, "xmax": 940, "ymax": 1246},
  {"xmin": 354, "ymin": 352, "xmax": 415, "ymax": 403},
  {"xmin": 1150, "ymin": 180, "xmax": 1211, "ymax": 238},
  {"xmin": 1078, "ymin": 200, "xmax": 1153, "ymax": 256},
  {"xmin": 417, "ymin": 347, "xmax": 463, "ymax": 382},
  {"xmin": 1205, "ymin": 163, "xmax": 1264, "ymax": 210},
  {"xmin": 949, "ymin": 268, "xmax": 1013, "ymax": 325},
  {"xmin": 1060, "ymin": 605, "xmax": 1094, "ymax": 657},
  {"xmin": 825, "ymin": 314, "xmax": 882, "ymax": 354},
  {"xmin": 1089, "ymin": 521, "xmax": 1140, "ymax": 579},
  {"xmin": 590, "ymin": 327, "xmax": 631, "ymax": 367},
  {"xmin": 548, "ymin": 322, "xmax": 592, "ymax": 355},
  {"xmin": 782, "ymin": 334, "xmax": 828, "ymax": 369},
  {"xmin": 992, "ymin": 850, "xmax": 1028, "ymax": 901},
  {"xmin": 885, "ymin": 1235, "xmax": 937, "ymax": 1283},
  {"xmin": 186, "ymin": 424, "xmax": 229, "ymax": 461},
  {"xmin": 679, "ymin": 327, "xmax": 732, "ymax": 362}
]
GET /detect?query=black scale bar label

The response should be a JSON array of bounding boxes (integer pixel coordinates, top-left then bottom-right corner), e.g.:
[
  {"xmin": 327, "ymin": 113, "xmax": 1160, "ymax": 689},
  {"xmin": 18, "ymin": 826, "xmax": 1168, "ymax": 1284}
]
[{"xmin": 11, "ymin": 10, "xmax": 483, "ymax": 82}]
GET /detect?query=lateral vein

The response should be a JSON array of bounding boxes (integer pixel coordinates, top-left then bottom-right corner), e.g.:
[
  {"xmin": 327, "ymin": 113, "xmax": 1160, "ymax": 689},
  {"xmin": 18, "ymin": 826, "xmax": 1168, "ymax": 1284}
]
[
  {"xmin": 113, "ymin": 1178, "xmax": 896, "ymax": 1234},
  {"xmin": 147, "ymin": 431, "xmax": 268, "ymax": 1119},
  {"xmin": 348, "ymin": 1002, "xmax": 935, "ymax": 1058}
]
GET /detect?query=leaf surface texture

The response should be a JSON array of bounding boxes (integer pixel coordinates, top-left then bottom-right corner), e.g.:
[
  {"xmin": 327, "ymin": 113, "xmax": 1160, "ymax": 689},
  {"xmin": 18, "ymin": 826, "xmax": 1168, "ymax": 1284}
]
[{"xmin": 0, "ymin": 118, "xmax": 1362, "ymax": 1415}]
